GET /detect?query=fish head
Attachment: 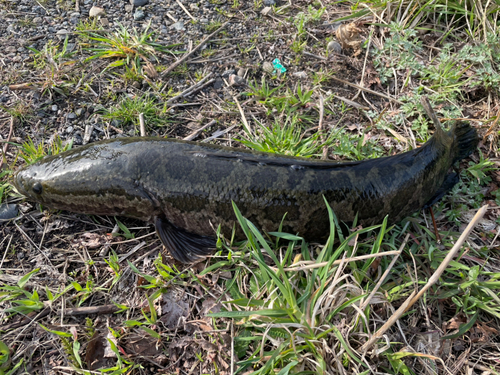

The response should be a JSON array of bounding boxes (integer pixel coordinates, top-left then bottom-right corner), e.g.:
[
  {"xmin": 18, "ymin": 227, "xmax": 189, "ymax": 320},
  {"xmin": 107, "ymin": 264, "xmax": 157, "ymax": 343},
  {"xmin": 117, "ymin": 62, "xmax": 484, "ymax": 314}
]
[
  {"xmin": 13, "ymin": 151, "xmax": 111, "ymax": 212},
  {"xmin": 14, "ymin": 142, "xmax": 157, "ymax": 220}
]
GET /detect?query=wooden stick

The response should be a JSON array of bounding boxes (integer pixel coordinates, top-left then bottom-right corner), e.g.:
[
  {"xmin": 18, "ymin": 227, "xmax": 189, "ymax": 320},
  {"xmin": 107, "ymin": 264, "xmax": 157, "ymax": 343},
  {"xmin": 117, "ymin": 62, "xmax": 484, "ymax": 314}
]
[
  {"xmin": 183, "ymin": 120, "xmax": 217, "ymax": 141},
  {"xmin": 139, "ymin": 113, "xmax": 146, "ymax": 137},
  {"xmin": 359, "ymin": 233, "xmax": 409, "ymax": 311},
  {"xmin": 166, "ymin": 73, "xmax": 213, "ymax": 105},
  {"xmin": 361, "ymin": 205, "xmax": 488, "ymax": 352},
  {"xmin": 161, "ymin": 21, "xmax": 229, "ymax": 79},
  {"xmin": 317, "ymin": 95, "xmax": 328, "ymax": 160},
  {"xmin": 328, "ymin": 76, "xmax": 403, "ymax": 104},
  {"xmin": 63, "ymin": 305, "xmax": 121, "ymax": 316},
  {"xmin": 175, "ymin": 0, "xmax": 196, "ymax": 20},
  {"xmin": 0, "ymin": 117, "xmax": 14, "ymax": 170}
]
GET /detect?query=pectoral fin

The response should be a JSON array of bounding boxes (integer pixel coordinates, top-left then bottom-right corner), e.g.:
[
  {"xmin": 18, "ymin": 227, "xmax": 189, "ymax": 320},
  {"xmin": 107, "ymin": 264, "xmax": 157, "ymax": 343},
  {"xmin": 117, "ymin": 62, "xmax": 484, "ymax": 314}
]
[
  {"xmin": 154, "ymin": 217, "xmax": 217, "ymax": 263},
  {"xmin": 423, "ymin": 173, "xmax": 459, "ymax": 208}
]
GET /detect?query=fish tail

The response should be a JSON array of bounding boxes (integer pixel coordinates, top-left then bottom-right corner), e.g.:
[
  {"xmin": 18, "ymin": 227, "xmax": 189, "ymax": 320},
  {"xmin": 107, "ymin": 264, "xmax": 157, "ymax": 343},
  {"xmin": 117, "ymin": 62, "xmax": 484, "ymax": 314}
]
[{"xmin": 451, "ymin": 122, "xmax": 479, "ymax": 164}]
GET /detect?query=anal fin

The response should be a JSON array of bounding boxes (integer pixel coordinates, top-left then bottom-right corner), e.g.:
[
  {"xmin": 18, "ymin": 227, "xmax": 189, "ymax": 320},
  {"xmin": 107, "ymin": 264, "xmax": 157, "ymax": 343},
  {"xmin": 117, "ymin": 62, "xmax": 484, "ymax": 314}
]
[
  {"xmin": 155, "ymin": 217, "xmax": 217, "ymax": 263},
  {"xmin": 423, "ymin": 173, "xmax": 459, "ymax": 209}
]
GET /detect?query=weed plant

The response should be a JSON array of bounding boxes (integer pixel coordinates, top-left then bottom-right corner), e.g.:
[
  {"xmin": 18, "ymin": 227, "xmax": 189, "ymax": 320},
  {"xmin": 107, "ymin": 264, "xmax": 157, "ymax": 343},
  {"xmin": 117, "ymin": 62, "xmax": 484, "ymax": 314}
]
[
  {"xmin": 101, "ymin": 94, "xmax": 169, "ymax": 131},
  {"xmin": 82, "ymin": 22, "xmax": 173, "ymax": 74},
  {"xmin": 27, "ymin": 37, "xmax": 78, "ymax": 98}
]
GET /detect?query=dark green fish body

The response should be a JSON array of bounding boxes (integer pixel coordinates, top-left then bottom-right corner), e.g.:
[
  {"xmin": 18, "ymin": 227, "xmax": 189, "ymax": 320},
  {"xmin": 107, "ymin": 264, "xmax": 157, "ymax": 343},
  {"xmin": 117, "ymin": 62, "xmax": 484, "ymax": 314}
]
[{"xmin": 14, "ymin": 122, "xmax": 478, "ymax": 262}]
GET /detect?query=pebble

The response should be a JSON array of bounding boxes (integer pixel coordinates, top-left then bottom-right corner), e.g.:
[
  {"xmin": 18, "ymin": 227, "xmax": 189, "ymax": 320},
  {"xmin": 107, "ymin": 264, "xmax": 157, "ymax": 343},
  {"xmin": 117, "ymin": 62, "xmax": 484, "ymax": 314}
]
[
  {"xmin": 133, "ymin": 9, "xmax": 145, "ymax": 21},
  {"xmin": 125, "ymin": 4, "xmax": 134, "ymax": 12},
  {"xmin": 229, "ymin": 74, "xmax": 245, "ymax": 86},
  {"xmin": 5, "ymin": 46, "xmax": 16, "ymax": 53},
  {"xmin": 213, "ymin": 78, "xmax": 223, "ymax": 89},
  {"xmin": 327, "ymin": 40, "xmax": 342, "ymax": 54},
  {"xmin": 262, "ymin": 61, "xmax": 274, "ymax": 74},
  {"xmin": 75, "ymin": 108, "xmax": 84, "ymax": 116},
  {"xmin": 131, "ymin": 0, "xmax": 149, "ymax": 6},
  {"xmin": 51, "ymin": 105, "xmax": 58, "ymax": 111},
  {"xmin": 238, "ymin": 68, "xmax": 246, "ymax": 77},
  {"xmin": 33, "ymin": 17, "xmax": 43, "ymax": 23},
  {"xmin": 221, "ymin": 69, "xmax": 235, "ymax": 78},
  {"xmin": 89, "ymin": 5, "xmax": 105, "ymax": 18},
  {"xmin": 66, "ymin": 126, "xmax": 74, "ymax": 133},
  {"xmin": 100, "ymin": 17, "xmax": 109, "ymax": 26},
  {"xmin": 263, "ymin": 0, "xmax": 276, "ymax": 5},
  {"xmin": 171, "ymin": 21, "xmax": 185, "ymax": 31},
  {"xmin": 261, "ymin": 6, "xmax": 272, "ymax": 16},
  {"xmin": 293, "ymin": 71, "xmax": 307, "ymax": 79},
  {"xmin": 68, "ymin": 113, "xmax": 76, "ymax": 120},
  {"xmin": 56, "ymin": 29, "xmax": 70, "ymax": 40}
]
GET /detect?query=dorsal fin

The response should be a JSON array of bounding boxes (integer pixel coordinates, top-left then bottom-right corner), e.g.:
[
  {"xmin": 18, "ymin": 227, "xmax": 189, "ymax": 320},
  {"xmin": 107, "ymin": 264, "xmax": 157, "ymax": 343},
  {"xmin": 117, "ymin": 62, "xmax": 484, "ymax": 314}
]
[{"xmin": 186, "ymin": 150, "xmax": 364, "ymax": 170}]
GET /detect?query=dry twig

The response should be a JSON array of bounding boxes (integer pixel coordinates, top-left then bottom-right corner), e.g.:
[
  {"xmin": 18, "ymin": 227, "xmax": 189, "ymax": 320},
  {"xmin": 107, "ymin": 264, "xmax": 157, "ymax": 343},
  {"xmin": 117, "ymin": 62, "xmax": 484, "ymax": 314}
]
[
  {"xmin": 0, "ymin": 117, "xmax": 14, "ymax": 171},
  {"xmin": 361, "ymin": 205, "xmax": 488, "ymax": 352},
  {"xmin": 160, "ymin": 21, "xmax": 229, "ymax": 79}
]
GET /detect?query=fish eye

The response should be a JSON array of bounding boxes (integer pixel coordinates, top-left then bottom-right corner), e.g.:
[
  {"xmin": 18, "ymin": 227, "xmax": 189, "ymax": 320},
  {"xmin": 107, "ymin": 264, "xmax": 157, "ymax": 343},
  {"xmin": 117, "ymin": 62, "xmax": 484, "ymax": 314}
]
[{"xmin": 32, "ymin": 182, "xmax": 43, "ymax": 195}]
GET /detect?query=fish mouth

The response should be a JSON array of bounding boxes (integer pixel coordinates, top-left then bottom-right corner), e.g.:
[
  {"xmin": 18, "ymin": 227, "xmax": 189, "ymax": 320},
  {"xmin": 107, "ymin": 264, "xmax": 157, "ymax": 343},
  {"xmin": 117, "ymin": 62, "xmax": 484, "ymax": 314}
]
[{"xmin": 13, "ymin": 168, "xmax": 37, "ymax": 200}]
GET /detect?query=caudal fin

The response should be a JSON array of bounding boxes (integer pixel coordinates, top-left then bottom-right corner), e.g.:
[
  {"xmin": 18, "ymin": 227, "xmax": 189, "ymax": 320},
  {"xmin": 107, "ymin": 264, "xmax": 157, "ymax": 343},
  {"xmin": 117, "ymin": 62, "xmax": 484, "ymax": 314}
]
[{"xmin": 451, "ymin": 122, "xmax": 479, "ymax": 164}]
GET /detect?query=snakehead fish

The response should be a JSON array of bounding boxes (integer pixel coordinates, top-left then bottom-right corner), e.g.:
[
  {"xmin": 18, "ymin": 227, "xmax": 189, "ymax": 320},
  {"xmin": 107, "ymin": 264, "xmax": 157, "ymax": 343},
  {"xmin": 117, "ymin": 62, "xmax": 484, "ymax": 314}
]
[{"xmin": 14, "ymin": 121, "xmax": 478, "ymax": 263}]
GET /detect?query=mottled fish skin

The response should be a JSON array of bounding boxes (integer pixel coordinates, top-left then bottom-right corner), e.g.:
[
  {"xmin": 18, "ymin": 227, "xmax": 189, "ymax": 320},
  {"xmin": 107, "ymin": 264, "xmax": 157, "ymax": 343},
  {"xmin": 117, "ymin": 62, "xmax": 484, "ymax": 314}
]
[{"xmin": 14, "ymin": 123, "xmax": 476, "ymax": 245}]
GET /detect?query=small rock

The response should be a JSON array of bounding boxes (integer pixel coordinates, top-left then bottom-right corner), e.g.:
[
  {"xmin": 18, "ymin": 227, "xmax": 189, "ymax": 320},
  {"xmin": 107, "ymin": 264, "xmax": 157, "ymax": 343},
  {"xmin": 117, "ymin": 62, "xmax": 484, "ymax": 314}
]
[
  {"xmin": 229, "ymin": 74, "xmax": 245, "ymax": 86},
  {"xmin": 189, "ymin": 3, "xmax": 199, "ymax": 11},
  {"xmin": 5, "ymin": 46, "xmax": 16, "ymax": 53},
  {"xmin": 56, "ymin": 29, "xmax": 70, "ymax": 40},
  {"xmin": 132, "ymin": 81, "xmax": 141, "ymax": 89},
  {"xmin": 51, "ymin": 105, "xmax": 58, "ymax": 112},
  {"xmin": 33, "ymin": 17, "xmax": 42, "ymax": 23},
  {"xmin": 125, "ymin": 4, "xmax": 134, "ymax": 12},
  {"xmin": 70, "ymin": 12, "xmax": 80, "ymax": 17},
  {"xmin": 100, "ymin": 17, "xmax": 109, "ymax": 26},
  {"xmin": 261, "ymin": 6, "xmax": 272, "ymax": 16},
  {"xmin": 89, "ymin": 5, "xmax": 105, "ymax": 18},
  {"xmin": 73, "ymin": 134, "xmax": 83, "ymax": 145},
  {"xmin": 237, "ymin": 68, "xmax": 246, "ymax": 77},
  {"xmin": 0, "ymin": 203, "xmax": 18, "ymax": 222},
  {"xmin": 293, "ymin": 71, "xmax": 307, "ymax": 79},
  {"xmin": 213, "ymin": 78, "xmax": 223, "ymax": 90},
  {"xmin": 68, "ymin": 113, "xmax": 76, "ymax": 120},
  {"xmin": 131, "ymin": 0, "xmax": 149, "ymax": 5},
  {"xmin": 171, "ymin": 21, "xmax": 185, "ymax": 31},
  {"xmin": 262, "ymin": 61, "xmax": 273, "ymax": 74},
  {"xmin": 199, "ymin": 18, "xmax": 209, "ymax": 24},
  {"xmin": 110, "ymin": 119, "xmax": 122, "ymax": 127},
  {"xmin": 221, "ymin": 69, "xmax": 235, "ymax": 78},
  {"xmin": 263, "ymin": 0, "xmax": 275, "ymax": 5},
  {"xmin": 75, "ymin": 108, "xmax": 84, "ymax": 116},
  {"xmin": 66, "ymin": 126, "xmax": 74, "ymax": 133},
  {"xmin": 327, "ymin": 40, "xmax": 342, "ymax": 54},
  {"xmin": 133, "ymin": 9, "xmax": 145, "ymax": 21},
  {"xmin": 12, "ymin": 56, "xmax": 22, "ymax": 62}
]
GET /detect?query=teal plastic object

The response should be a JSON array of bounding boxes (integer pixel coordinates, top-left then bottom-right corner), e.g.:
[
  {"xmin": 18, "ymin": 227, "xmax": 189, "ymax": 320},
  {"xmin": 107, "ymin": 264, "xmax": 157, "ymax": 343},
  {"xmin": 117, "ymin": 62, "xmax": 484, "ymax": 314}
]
[{"xmin": 272, "ymin": 58, "xmax": 286, "ymax": 73}]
